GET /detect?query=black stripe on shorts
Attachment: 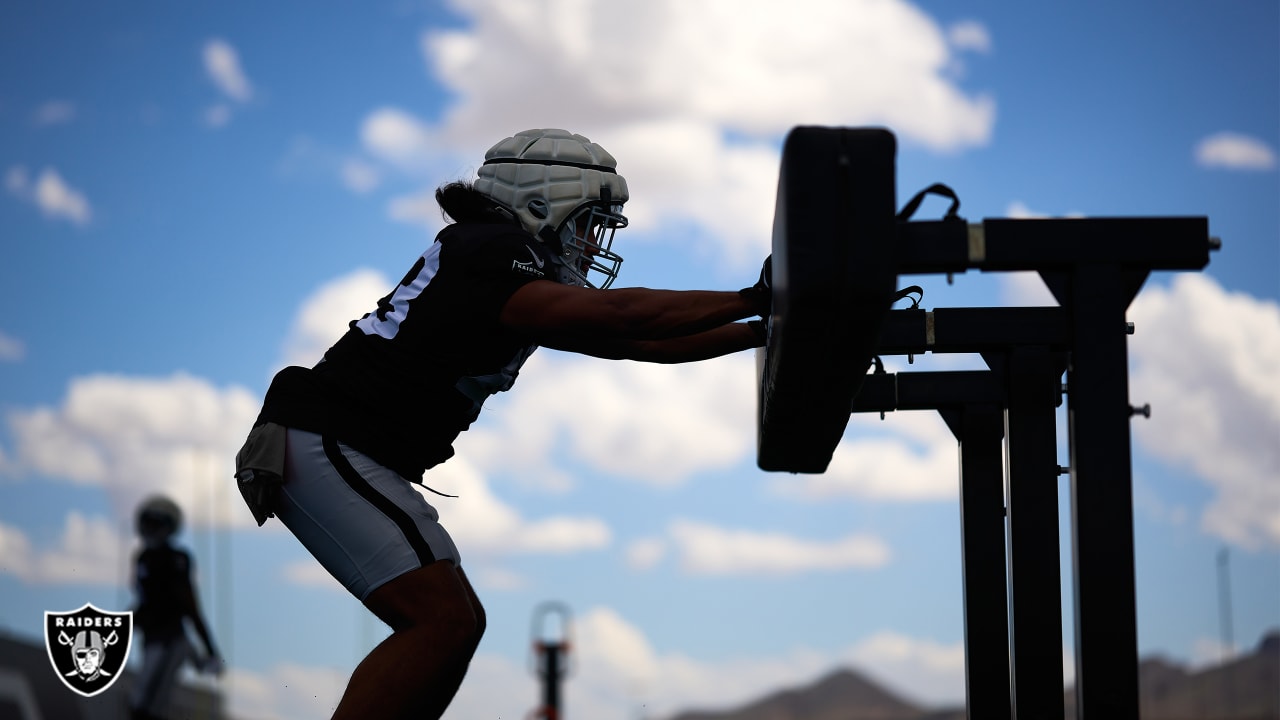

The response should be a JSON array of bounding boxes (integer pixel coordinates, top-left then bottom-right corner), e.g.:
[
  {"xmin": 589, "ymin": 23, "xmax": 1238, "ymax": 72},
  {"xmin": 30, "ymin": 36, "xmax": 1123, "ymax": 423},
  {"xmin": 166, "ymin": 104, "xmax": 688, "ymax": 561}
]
[{"xmin": 322, "ymin": 436, "xmax": 437, "ymax": 567}]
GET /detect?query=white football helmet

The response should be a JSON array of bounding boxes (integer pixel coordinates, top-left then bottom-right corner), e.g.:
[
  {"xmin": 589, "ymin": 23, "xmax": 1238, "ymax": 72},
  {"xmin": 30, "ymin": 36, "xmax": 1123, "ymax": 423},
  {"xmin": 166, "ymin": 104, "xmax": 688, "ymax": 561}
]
[{"xmin": 475, "ymin": 128, "xmax": 629, "ymax": 288}]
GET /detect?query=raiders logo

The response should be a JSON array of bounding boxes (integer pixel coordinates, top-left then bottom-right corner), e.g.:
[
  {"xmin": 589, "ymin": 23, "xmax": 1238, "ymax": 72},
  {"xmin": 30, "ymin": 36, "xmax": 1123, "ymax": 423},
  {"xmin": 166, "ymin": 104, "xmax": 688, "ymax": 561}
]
[{"xmin": 44, "ymin": 603, "xmax": 133, "ymax": 697}]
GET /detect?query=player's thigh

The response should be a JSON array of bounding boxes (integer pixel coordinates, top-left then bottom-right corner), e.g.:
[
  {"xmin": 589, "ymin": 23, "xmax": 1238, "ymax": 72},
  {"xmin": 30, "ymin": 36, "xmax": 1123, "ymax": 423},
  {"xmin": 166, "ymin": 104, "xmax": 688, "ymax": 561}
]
[{"xmin": 276, "ymin": 428, "xmax": 462, "ymax": 602}]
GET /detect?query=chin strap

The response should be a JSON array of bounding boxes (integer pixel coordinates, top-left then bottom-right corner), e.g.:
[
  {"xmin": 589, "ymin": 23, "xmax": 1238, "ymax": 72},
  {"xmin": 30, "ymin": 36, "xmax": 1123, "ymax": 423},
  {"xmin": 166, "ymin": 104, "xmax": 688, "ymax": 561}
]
[{"xmin": 537, "ymin": 225, "xmax": 565, "ymax": 254}]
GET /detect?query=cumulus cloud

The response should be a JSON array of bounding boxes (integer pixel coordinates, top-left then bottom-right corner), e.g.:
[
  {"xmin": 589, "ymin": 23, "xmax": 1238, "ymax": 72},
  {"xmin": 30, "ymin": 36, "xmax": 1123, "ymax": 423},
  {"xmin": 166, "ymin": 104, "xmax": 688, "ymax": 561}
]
[
  {"xmin": 2, "ymin": 372, "xmax": 262, "ymax": 528},
  {"xmin": 999, "ymin": 270, "xmax": 1278, "ymax": 548},
  {"xmin": 425, "ymin": 453, "xmax": 611, "ymax": 560},
  {"xmin": 460, "ymin": 351, "xmax": 757, "ymax": 489},
  {"xmin": 772, "ymin": 411, "xmax": 959, "ymax": 502},
  {"xmin": 1127, "ymin": 275, "xmax": 1280, "ymax": 549},
  {"xmin": 1194, "ymin": 132, "xmax": 1277, "ymax": 171},
  {"xmin": 462, "ymin": 608, "xmax": 961, "ymax": 718},
  {"xmin": 5, "ymin": 165, "xmax": 93, "ymax": 226},
  {"xmin": 387, "ymin": 188, "xmax": 447, "ymax": 233},
  {"xmin": 843, "ymin": 630, "xmax": 966, "ymax": 702},
  {"xmin": 0, "ymin": 512, "xmax": 128, "ymax": 585},
  {"xmin": 360, "ymin": 0, "xmax": 995, "ymax": 255},
  {"xmin": 277, "ymin": 269, "xmax": 391, "ymax": 370},
  {"xmin": 424, "ymin": 0, "xmax": 993, "ymax": 150},
  {"xmin": 360, "ymin": 107, "xmax": 440, "ymax": 172},
  {"xmin": 1000, "ymin": 269, "xmax": 1060, "ymax": 306},
  {"xmin": 206, "ymin": 610, "xmax": 965, "ymax": 720},
  {"xmin": 666, "ymin": 518, "xmax": 890, "ymax": 575}
]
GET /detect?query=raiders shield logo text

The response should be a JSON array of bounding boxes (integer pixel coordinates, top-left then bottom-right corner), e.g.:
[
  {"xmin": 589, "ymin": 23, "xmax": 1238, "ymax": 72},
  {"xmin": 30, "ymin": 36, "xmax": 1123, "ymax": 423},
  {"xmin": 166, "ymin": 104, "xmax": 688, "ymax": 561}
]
[{"xmin": 44, "ymin": 603, "xmax": 133, "ymax": 697}]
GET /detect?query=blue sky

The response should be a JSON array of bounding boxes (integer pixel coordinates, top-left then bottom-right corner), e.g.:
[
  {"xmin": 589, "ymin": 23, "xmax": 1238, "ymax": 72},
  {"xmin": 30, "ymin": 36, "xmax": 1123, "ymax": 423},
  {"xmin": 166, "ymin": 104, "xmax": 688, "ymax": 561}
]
[{"xmin": 1, "ymin": 1, "xmax": 1277, "ymax": 718}]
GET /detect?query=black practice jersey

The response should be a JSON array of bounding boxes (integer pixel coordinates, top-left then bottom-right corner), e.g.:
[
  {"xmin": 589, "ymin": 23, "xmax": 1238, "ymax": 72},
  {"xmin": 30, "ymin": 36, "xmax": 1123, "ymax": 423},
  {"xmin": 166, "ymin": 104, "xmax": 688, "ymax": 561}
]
[
  {"xmin": 133, "ymin": 544, "xmax": 194, "ymax": 641},
  {"xmin": 257, "ymin": 221, "xmax": 558, "ymax": 480}
]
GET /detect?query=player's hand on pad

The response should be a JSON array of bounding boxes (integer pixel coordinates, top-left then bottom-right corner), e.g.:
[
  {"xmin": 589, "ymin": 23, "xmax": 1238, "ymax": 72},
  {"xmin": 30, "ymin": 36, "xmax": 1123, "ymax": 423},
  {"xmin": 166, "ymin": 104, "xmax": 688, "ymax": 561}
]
[{"xmin": 739, "ymin": 255, "xmax": 772, "ymax": 317}]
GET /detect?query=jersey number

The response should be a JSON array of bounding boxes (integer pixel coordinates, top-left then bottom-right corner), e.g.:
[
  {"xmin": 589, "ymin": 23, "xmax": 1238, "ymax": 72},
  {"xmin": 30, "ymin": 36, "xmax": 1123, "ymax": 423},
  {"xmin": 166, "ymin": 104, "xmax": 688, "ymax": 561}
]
[{"xmin": 354, "ymin": 244, "xmax": 441, "ymax": 340}]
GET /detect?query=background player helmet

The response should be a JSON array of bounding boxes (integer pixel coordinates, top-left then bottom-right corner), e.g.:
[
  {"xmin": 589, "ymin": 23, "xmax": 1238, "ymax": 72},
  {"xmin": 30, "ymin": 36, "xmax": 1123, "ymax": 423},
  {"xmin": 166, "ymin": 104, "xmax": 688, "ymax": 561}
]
[
  {"xmin": 136, "ymin": 495, "xmax": 183, "ymax": 545},
  {"xmin": 475, "ymin": 128, "xmax": 629, "ymax": 288}
]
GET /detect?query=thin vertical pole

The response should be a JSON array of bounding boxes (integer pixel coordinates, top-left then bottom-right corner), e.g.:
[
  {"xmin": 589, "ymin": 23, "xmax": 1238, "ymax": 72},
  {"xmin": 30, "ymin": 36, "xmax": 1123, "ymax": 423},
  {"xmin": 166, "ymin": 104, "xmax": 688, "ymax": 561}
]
[
  {"xmin": 942, "ymin": 403, "xmax": 1012, "ymax": 720},
  {"xmin": 1217, "ymin": 548, "xmax": 1234, "ymax": 661},
  {"xmin": 1004, "ymin": 347, "xmax": 1065, "ymax": 720}
]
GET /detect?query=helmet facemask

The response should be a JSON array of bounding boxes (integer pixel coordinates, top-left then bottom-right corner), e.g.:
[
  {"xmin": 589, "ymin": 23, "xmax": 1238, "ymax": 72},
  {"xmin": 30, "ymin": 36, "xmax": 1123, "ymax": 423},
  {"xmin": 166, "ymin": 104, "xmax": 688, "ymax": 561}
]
[{"xmin": 555, "ymin": 201, "xmax": 628, "ymax": 288}]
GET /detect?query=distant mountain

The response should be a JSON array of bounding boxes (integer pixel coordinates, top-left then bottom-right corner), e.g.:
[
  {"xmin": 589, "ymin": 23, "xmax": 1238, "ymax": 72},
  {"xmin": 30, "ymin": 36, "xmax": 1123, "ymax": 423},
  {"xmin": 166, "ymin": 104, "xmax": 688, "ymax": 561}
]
[
  {"xmin": 665, "ymin": 630, "xmax": 1279, "ymax": 720},
  {"xmin": 1078, "ymin": 630, "xmax": 1280, "ymax": 720},
  {"xmin": 667, "ymin": 667, "xmax": 928, "ymax": 720}
]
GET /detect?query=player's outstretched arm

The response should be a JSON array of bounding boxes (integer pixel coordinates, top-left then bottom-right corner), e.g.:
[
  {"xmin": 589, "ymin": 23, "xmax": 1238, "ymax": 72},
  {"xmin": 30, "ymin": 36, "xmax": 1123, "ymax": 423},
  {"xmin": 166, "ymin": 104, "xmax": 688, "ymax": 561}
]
[
  {"xmin": 542, "ymin": 320, "xmax": 763, "ymax": 363},
  {"xmin": 500, "ymin": 280, "xmax": 763, "ymax": 342}
]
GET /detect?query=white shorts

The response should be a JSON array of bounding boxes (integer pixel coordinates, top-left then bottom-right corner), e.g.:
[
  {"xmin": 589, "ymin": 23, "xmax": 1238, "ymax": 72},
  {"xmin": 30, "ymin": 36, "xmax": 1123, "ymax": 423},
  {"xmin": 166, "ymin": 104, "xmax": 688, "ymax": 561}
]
[{"xmin": 276, "ymin": 428, "xmax": 462, "ymax": 601}]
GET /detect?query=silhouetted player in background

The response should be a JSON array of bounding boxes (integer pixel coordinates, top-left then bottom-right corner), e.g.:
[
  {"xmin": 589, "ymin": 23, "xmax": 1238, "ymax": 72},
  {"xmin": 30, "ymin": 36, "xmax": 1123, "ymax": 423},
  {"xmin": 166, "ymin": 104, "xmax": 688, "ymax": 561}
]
[{"xmin": 129, "ymin": 495, "xmax": 223, "ymax": 720}]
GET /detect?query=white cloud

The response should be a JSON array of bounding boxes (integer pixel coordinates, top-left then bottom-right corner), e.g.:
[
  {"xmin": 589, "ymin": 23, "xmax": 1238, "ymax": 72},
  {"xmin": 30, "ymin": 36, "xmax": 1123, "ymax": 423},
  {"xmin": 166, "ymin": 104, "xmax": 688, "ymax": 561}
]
[
  {"xmin": 7, "ymin": 166, "xmax": 92, "ymax": 226},
  {"xmin": 666, "ymin": 518, "xmax": 891, "ymax": 575},
  {"xmin": 387, "ymin": 188, "xmax": 447, "ymax": 233},
  {"xmin": 1000, "ymin": 270, "xmax": 1059, "ymax": 306},
  {"xmin": 0, "ymin": 512, "xmax": 128, "ymax": 586},
  {"xmin": 424, "ymin": 0, "xmax": 993, "ymax": 150},
  {"xmin": 203, "ymin": 38, "xmax": 254, "ymax": 103},
  {"xmin": 460, "ymin": 352, "xmax": 757, "ymax": 489},
  {"xmin": 35, "ymin": 168, "xmax": 92, "ymax": 225},
  {"xmin": 1004, "ymin": 201, "xmax": 1085, "ymax": 219},
  {"xmin": 772, "ymin": 411, "xmax": 959, "ymax": 502},
  {"xmin": 948, "ymin": 20, "xmax": 992, "ymax": 54},
  {"xmin": 360, "ymin": 107, "xmax": 440, "ymax": 171},
  {"xmin": 214, "ymin": 607, "xmax": 964, "ymax": 720},
  {"xmin": 0, "ymin": 330, "xmax": 25, "ymax": 362},
  {"xmin": 356, "ymin": 0, "xmax": 996, "ymax": 267},
  {"xmin": 1189, "ymin": 635, "xmax": 1237, "ymax": 669},
  {"xmin": 1006, "ymin": 201, "xmax": 1047, "ymax": 219},
  {"xmin": 277, "ymin": 269, "xmax": 391, "ymax": 370},
  {"xmin": 514, "ymin": 608, "xmax": 960, "ymax": 717},
  {"xmin": 222, "ymin": 663, "xmax": 348, "ymax": 720},
  {"xmin": 1194, "ymin": 132, "xmax": 1277, "ymax": 171},
  {"xmin": 3, "ymin": 372, "xmax": 262, "ymax": 528},
  {"xmin": 843, "ymin": 630, "xmax": 966, "ymax": 703},
  {"xmin": 1128, "ymin": 275, "xmax": 1280, "ymax": 549},
  {"xmin": 425, "ymin": 453, "xmax": 612, "ymax": 558}
]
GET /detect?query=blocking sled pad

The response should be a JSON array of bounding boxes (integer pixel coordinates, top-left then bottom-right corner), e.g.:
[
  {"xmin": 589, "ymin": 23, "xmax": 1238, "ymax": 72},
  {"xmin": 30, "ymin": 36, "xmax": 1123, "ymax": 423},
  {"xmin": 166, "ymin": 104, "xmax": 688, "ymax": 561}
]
[{"xmin": 757, "ymin": 127, "xmax": 899, "ymax": 473}]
